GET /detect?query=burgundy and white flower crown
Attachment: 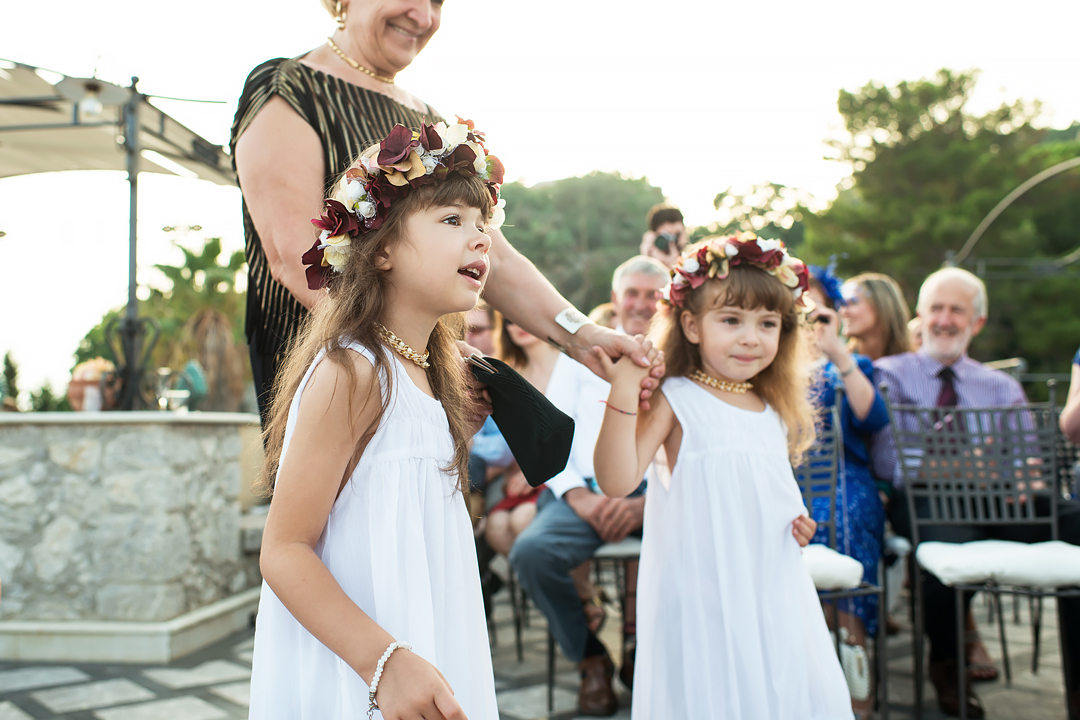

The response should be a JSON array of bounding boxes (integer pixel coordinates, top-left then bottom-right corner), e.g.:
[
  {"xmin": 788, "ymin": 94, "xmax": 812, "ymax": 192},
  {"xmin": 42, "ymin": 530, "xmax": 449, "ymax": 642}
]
[
  {"xmin": 302, "ymin": 119, "xmax": 506, "ymax": 290},
  {"xmin": 665, "ymin": 232, "xmax": 811, "ymax": 309}
]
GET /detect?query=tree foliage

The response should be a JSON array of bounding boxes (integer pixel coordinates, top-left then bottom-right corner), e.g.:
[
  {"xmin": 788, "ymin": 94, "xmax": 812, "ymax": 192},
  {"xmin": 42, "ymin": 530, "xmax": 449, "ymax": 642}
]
[
  {"xmin": 76, "ymin": 237, "xmax": 250, "ymax": 410},
  {"xmin": 2, "ymin": 352, "xmax": 17, "ymax": 401},
  {"xmin": 501, "ymin": 172, "xmax": 665, "ymax": 313},
  {"xmin": 799, "ymin": 69, "xmax": 1080, "ymax": 372},
  {"xmin": 689, "ymin": 183, "xmax": 810, "ymax": 251}
]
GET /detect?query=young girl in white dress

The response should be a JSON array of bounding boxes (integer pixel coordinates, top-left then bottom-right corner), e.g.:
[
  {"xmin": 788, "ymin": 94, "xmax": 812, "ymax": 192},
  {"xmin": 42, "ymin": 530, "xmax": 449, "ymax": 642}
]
[
  {"xmin": 248, "ymin": 121, "xmax": 504, "ymax": 720},
  {"xmin": 594, "ymin": 234, "xmax": 853, "ymax": 719}
]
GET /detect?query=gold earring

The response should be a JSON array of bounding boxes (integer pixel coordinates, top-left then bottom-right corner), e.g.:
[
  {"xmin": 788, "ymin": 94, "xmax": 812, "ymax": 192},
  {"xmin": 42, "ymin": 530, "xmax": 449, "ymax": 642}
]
[{"xmin": 334, "ymin": 1, "xmax": 347, "ymax": 30}]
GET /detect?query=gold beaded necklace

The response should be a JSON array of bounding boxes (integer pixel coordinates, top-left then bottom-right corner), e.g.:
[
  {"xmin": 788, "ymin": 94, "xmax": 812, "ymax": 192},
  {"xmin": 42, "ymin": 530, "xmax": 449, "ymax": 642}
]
[
  {"xmin": 326, "ymin": 37, "xmax": 395, "ymax": 84},
  {"xmin": 690, "ymin": 369, "xmax": 752, "ymax": 394},
  {"xmin": 377, "ymin": 323, "xmax": 430, "ymax": 369}
]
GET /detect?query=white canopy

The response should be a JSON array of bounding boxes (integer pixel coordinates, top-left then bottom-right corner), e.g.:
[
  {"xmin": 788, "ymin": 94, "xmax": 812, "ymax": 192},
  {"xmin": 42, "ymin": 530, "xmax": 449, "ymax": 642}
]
[
  {"xmin": 0, "ymin": 59, "xmax": 236, "ymax": 409},
  {"xmin": 0, "ymin": 59, "xmax": 234, "ymax": 185}
]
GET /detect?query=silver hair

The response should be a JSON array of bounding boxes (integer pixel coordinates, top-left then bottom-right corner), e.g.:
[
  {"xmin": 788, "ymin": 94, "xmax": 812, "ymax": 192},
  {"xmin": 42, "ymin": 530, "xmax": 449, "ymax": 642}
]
[
  {"xmin": 917, "ymin": 267, "xmax": 988, "ymax": 319},
  {"xmin": 611, "ymin": 255, "xmax": 669, "ymax": 293}
]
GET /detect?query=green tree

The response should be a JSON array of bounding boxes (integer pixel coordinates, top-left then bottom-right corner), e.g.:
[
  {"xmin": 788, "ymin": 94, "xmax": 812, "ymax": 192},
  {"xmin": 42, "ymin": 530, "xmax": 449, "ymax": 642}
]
[
  {"xmin": 692, "ymin": 183, "xmax": 810, "ymax": 250},
  {"xmin": 800, "ymin": 69, "xmax": 1080, "ymax": 372},
  {"xmin": 29, "ymin": 385, "xmax": 71, "ymax": 412},
  {"xmin": 2, "ymin": 352, "xmax": 17, "ymax": 401},
  {"xmin": 501, "ymin": 172, "xmax": 666, "ymax": 313},
  {"xmin": 75, "ymin": 236, "xmax": 250, "ymax": 410}
]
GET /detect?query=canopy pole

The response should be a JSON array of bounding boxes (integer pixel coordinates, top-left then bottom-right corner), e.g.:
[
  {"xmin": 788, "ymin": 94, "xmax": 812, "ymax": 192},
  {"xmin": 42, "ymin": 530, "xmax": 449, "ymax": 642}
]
[{"xmin": 116, "ymin": 76, "xmax": 151, "ymax": 410}]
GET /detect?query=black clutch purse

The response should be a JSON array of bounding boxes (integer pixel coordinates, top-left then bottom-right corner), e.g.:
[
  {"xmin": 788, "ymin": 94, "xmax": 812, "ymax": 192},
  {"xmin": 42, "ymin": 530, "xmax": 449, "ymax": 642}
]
[{"xmin": 467, "ymin": 355, "xmax": 575, "ymax": 487}]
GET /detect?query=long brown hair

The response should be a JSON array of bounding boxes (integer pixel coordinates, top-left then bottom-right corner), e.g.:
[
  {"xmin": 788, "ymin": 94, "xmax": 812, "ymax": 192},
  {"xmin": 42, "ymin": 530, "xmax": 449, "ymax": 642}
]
[
  {"xmin": 653, "ymin": 264, "xmax": 816, "ymax": 465},
  {"xmin": 846, "ymin": 272, "xmax": 911, "ymax": 359},
  {"xmin": 495, "ymin": 315, "xmax": 529, "ymax": 370},
  {"xmin": 258, "ymin": 172, "xmax": 493, "ymax": 495}
]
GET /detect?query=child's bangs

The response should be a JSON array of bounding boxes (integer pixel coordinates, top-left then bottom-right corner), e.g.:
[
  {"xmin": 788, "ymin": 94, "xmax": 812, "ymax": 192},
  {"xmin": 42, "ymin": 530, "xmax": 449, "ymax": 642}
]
[
  {"xmin": 413, "ymin": 172, "xmax": 494, "ymax": 220},
  {"xmin": 706, "ymin": 264, "xmax": 795, "ymax": 314}
]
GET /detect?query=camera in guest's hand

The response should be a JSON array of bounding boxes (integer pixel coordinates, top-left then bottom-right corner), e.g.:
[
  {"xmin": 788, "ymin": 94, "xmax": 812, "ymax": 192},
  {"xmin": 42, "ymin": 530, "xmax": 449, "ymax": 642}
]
[{"xmin": 653, "ymin": 232, "xmax": 680, "ymax": 253}]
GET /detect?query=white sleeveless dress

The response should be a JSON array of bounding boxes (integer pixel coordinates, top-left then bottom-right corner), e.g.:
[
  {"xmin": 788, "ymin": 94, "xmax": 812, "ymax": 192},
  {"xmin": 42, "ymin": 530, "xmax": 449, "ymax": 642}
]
[
  {"xmin": 248, "ymin": 342, "xmax": 498, "ymax": 719},
  {"xmin": 631, "ymin": 376, "xmax": 851, "ymax": 719}
]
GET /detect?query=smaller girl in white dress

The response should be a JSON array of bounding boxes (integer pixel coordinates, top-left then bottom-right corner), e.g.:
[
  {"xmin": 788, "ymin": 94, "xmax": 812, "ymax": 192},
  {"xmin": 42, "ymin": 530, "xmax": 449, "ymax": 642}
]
[
  {"xmin": 248, "ymin": 121, "xmax": 504, "ymax": 720},
  {"xmin": 594, "ymin": 234, "xmax": 853, "ymax": 719}
]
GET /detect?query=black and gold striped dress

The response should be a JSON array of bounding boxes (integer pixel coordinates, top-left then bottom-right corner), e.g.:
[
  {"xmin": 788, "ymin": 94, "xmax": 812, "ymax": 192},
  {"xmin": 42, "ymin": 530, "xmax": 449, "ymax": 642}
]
[{"xmin": 230, "ymin": 57, "xmax": 443, "ymax": 412}]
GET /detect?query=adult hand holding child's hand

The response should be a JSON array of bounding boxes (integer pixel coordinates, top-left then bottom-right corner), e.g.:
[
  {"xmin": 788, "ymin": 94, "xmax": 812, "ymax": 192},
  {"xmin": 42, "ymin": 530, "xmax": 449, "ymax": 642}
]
[
  {"xmin": 591, "ymin": 335, "xmax": 663, "ymax": 397},
  {"xmin": 580, "ymin": 328, "xmax": 665, "ymax": 409}
]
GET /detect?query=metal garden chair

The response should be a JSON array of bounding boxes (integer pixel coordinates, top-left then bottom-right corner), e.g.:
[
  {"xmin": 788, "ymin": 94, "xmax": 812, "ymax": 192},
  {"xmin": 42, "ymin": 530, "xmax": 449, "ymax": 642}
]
[
  {"xmin": 794, "ymin": 392, "xmax": 889, "ymax": 719},
  {"xmin": 884, "ymin": 397, "xmax": 1080, "ymax": 720},
  {"xmin": 544, "ymin": 536, "xmax": 641, "ymax": 712}
]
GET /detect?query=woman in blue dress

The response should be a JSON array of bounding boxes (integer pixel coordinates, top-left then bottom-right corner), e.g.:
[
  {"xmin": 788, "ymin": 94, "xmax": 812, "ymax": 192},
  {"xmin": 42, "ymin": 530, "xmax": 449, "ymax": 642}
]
[{"xmin": 806, "ymin": 265, "xmax": 890, "ymax": 718}]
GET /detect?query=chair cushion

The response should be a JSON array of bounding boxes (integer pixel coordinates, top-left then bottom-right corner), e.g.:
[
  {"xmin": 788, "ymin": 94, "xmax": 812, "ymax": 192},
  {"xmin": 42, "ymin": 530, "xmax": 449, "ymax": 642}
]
[
  {"xmin": 916, "ymin": 539, "xmax": 1080, "ymax": 588},
  {"xmin": 593, "ymin": 537, "xmax": 642, "ymax": 560},
  {"xmin": 803, "ymin": 543, "xmax": 864, "ymax": 590}
]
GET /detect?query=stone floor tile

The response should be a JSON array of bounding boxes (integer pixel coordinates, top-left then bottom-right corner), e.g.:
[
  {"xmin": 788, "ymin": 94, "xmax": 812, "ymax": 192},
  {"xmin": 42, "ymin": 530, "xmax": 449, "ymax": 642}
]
[
  {"xmin": 209, "ymin": 680, "xmax": 250, "ymax": 707},
  {"xmin": 30, "ymin": 678, "xmax": 155, "ymax": 714},
  {"xmin": 0, "ymin": 667, "xmax": 90, "ymax": 694},
  {"xmin": 495, "ymin": 684, "xmax": 578, "ymax": 717},
  {"xmin": 140, "ymin": 660, "xmax": 249, "ymax": 690},
  {"xmin": 0, "ymin": 702, "xmax": 34, "ymax": 720},
  {"xmin": 94, "ymin": 696, "xmax": 228, "ymax": 720}
]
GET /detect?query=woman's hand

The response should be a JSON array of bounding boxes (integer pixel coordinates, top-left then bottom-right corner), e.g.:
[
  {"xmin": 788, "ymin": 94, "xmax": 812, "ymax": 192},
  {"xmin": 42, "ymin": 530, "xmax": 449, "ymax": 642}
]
[
  {"xmin": 373, "ymin": 648, "xmax": 467, "ymax": 720},
  {"xmin": 580, "ymin": 327, "xmax": 665, "ymax": 408},
  {"xmin": 810, "ymin": 307, "xmax": 848, "ymax": 365},
  {"xmin": 591, "ymin": 336, "xmax": 661, "ymax": 394},
  {"xmin": 792, "ymin": 515, "xmax": 817, "ymax": 547}
]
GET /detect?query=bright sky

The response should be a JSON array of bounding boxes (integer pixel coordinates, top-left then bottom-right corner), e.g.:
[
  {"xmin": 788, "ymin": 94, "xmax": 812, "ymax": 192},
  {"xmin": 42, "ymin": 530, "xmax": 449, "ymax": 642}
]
[{"xmin": 2, "ymin": 0, "xmax": 1079, "ymax": 396}]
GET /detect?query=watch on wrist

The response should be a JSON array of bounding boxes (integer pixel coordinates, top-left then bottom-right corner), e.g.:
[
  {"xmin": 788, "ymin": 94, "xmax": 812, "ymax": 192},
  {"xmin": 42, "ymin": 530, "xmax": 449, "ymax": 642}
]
[{"xmin": 554, "ymin": 307, "xmax": 589, "ymax": 335}]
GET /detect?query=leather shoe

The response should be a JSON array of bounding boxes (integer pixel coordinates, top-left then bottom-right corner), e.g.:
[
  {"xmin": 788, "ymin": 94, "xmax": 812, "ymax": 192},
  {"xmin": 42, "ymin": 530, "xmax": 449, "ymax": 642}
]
[
  {"xmin": 578, "ymin": 653, "xmax": 617, "ymax": 716},
  {"xmin": 929, "ymin": 659, "xmax": 985, "ymax": 718}
]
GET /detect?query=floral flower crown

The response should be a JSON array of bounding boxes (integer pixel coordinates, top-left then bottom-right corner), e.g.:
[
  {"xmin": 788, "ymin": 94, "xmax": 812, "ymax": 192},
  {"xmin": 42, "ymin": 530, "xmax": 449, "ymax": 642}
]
[
  {"xmin": 302, "ymin": 119, "xmax": 506, "ymax": 290},
  {"xmin": 808, "ymin": 258, "xmax": 846, "ymax": 307},
  {"xmin": 665, "ymin": 232, "xmax": 811, "ymax": 309}
]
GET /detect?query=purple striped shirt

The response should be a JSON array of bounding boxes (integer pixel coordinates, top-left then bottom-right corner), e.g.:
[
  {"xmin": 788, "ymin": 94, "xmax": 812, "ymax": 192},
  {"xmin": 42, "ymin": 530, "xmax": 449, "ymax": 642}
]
[{"xmin": 870, "ymin": 350, "xmax": 1027, "ymax": 487}]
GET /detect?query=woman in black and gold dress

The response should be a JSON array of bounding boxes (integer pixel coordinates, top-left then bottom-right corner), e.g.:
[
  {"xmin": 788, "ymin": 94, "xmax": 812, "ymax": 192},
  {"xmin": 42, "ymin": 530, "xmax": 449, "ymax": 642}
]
[{"xmin": 232, "ymin": 0, "xmax": 654, "ymax": 427}]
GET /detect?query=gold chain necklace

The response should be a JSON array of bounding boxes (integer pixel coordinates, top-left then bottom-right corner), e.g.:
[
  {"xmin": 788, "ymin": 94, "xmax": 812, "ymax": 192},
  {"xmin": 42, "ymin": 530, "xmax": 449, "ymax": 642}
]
[
  {"xmin": 377, "ymin": 323, "xmax": 430, "ymax": 368},
  {"xmin": 326, "ymin": 37, "xmax": 395, "ymax": 84},
  {"xmin": 690, "ymin": 369, "xmax": 752, "ymax": 394}
]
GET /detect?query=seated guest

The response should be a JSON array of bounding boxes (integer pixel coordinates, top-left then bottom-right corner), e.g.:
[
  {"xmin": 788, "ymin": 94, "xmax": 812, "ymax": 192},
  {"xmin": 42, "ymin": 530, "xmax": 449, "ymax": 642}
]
[
  {"xmin": 872, "ymin": 267, "xmax": 1080, "ymax": 718},
  {"xmin": 1062, "ymin": 345, "xmax": 1080, "ymax": 444},
  {"xmin": 588, "ymin": 301, "xmax": 617, "ymax": 329},
  {"xmin": 484, "ymin": 317, "xmax": 556, "ymax": 557},
  {"xmin": 840, "ymin": 272, "xmax": 912, "ymax": 361},
  {"xmin": 466, "ymin": 302, "xmax": 513, "ymax": 499},
  {"xmin": 465, "ymin": 302, "xmax": 515, "ymax": 617},
  {"xmin": 510, "ymin": 255, "xmax": 668, "ymax": 716},
  {"xmin": 806, "ymin": 266, "xmax": 890, "ymax": 719}
]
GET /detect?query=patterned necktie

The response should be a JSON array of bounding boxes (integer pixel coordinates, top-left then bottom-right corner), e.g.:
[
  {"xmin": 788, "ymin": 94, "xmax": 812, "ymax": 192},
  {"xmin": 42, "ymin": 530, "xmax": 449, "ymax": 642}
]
[
  {"xmin": 936, "ymin": 366, "xmax": 958, "ymax": 408},
  {"xmin": 934, "ymin": 366, "xmax": 959, "ymax": 447}
]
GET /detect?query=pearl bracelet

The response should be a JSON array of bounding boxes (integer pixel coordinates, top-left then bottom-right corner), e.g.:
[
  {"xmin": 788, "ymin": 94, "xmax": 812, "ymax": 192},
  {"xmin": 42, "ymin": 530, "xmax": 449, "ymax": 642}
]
[{"xmin": 368, "ymin": 640, "xmax": 412, "ymax": 719}]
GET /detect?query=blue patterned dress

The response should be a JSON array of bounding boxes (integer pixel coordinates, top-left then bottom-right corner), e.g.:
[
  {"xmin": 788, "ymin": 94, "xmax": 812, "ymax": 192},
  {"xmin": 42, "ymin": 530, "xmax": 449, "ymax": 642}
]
[{"xmin": 810, "ymin": 355, "xmax": 889, "ymax": 634}]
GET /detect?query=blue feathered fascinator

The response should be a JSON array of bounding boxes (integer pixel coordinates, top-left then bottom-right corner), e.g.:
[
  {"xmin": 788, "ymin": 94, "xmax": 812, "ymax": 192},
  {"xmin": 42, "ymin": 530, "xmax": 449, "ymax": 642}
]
[{"xmin": 808, "ymin": 259, "xmax": 846, "ymax": 307}]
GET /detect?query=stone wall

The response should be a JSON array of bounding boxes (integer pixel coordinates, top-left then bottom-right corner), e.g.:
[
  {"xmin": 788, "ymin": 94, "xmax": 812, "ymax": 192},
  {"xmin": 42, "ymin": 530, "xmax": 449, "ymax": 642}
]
[{"xmin": 0, "ymin": 413, "xmax": 263, "ymax": 623}]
